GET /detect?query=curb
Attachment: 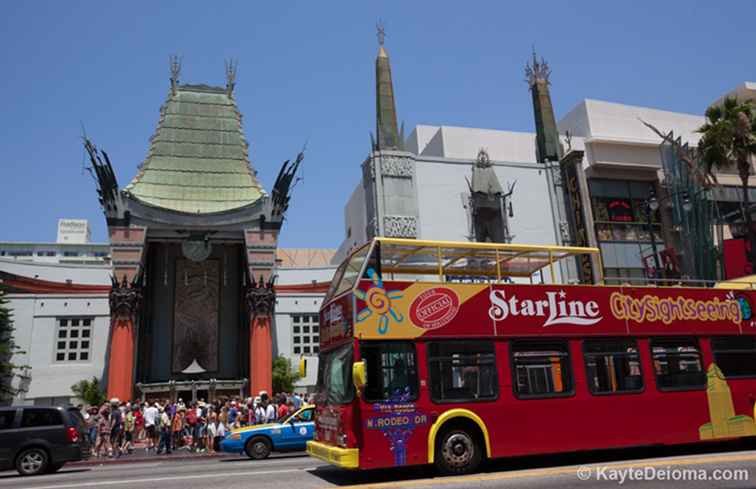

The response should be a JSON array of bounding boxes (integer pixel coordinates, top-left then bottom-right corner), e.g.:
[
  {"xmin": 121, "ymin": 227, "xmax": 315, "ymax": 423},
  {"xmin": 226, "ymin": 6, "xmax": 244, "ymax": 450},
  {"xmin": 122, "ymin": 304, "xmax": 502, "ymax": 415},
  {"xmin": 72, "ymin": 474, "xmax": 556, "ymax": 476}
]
[{"xmin": 70, "ymin": 452, "xmax": 231, "ymax": 466}]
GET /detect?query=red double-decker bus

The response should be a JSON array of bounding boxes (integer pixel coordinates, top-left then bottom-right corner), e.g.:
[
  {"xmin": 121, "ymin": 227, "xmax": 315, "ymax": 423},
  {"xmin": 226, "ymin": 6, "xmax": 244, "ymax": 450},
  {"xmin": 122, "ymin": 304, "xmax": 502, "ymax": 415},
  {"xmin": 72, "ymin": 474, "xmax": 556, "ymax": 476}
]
[{"xmin": 306, "ymin": 238, "xmax": 756, "ymax": 474}]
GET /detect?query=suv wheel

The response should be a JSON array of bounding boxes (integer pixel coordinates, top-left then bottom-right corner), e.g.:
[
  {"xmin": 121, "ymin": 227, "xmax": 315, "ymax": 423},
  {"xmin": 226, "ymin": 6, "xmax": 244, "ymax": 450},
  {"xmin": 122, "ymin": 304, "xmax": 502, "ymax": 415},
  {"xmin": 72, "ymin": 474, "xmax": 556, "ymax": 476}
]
[{"xmin": 16, "ymin": 448, "xmax": 49, "ymax": 476}]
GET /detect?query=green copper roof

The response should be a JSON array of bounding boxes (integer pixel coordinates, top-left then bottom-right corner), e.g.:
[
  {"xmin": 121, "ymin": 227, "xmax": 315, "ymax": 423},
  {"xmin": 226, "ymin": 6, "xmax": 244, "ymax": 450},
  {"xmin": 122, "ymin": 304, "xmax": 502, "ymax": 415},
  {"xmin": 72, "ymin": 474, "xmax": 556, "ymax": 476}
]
[{"xmin": 124, "ymin": 84, "xmax": 265, "ymax": 214}]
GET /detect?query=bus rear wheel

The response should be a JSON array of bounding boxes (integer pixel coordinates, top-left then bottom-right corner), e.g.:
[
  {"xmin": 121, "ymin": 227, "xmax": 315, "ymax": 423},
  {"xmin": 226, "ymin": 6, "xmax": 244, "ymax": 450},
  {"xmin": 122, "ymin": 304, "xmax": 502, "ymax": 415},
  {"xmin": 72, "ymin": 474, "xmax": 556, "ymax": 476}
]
[{"xmin": 435, "ymin": 428, "xmax": 482, "ymax": 475}]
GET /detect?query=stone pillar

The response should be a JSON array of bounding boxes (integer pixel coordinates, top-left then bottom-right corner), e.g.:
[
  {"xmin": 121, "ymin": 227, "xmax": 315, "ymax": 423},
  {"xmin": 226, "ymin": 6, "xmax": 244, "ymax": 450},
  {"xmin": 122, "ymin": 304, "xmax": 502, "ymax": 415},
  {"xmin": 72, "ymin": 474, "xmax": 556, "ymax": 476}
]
[
  {"xmin": 106, "ymin": 275, "xmax": 142, "ymax": 401},
  {"xmin": 245, "ymin": 275, "xmax": 275, "ymax": 396},
  {"xmin": 244, "ymin": 229, "xmax": 278, "ymax": 396}
]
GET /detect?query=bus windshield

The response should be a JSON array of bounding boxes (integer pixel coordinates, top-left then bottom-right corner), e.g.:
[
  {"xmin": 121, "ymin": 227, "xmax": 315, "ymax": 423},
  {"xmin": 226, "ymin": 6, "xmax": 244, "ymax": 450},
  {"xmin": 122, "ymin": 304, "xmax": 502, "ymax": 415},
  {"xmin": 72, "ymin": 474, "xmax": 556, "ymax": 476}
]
[{"xmin": 317, "ymin": 343, "xmax": 354, "ymax": 405}]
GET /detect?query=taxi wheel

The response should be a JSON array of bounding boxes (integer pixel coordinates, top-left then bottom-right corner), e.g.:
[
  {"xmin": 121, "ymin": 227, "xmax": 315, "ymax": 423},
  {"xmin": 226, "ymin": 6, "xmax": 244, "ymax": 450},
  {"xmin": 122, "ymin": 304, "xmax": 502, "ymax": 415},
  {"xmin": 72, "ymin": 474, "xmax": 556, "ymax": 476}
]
[{"xmin": 245, "ymin": 436, "xmax": 272, "ymax": 460}]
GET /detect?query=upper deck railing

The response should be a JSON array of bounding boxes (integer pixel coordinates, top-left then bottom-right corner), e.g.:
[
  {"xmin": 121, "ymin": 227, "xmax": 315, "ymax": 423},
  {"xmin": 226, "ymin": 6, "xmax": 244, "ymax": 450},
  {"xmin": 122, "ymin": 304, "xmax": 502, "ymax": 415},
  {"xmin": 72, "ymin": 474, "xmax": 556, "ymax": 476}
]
[
  {"xmin": 325, "ymin": 238, "xmax": 756, "ymax": 303},
  {"xmin": 326, "ymin": 238, "xmax": 604, "ymax": 302}
]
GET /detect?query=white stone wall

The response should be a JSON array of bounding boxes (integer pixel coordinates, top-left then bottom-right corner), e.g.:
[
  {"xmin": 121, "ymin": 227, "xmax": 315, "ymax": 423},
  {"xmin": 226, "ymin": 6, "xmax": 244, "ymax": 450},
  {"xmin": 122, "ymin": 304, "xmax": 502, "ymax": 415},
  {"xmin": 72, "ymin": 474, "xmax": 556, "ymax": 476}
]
[
  {"xmin": 335, "ymin": 183, "xmax": 368, "ymax": 264},
  {"xmin": 0, "ymin": 258, "xmax": 111, "ymax": 285},
  {"xmin": 274, "ymin": 292, "xmax": 326, "ymax": 391},
  {"xmin": 7, "ymin": 293, "xmax": 110, "ymax": 405}
]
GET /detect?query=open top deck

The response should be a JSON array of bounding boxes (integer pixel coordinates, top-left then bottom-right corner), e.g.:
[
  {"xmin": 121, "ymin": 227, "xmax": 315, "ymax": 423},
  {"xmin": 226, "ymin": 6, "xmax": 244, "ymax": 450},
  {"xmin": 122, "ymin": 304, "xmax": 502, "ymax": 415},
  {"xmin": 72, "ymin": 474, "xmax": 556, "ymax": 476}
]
[{"xmin": 325, "ymin": 238, "xmax": 602, "ymax": 302}]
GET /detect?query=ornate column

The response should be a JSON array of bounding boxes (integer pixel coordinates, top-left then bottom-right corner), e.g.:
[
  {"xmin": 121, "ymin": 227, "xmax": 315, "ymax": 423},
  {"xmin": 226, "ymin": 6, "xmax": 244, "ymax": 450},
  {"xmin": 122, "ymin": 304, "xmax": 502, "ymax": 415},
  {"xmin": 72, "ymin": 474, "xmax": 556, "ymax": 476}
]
[
  {"xmin": 106, "ymin": 275, "xmax": 142, "ymax": 401},
  {"xmin": 245, "ymin": 275, "xmax": 275, "ymax": 396}
]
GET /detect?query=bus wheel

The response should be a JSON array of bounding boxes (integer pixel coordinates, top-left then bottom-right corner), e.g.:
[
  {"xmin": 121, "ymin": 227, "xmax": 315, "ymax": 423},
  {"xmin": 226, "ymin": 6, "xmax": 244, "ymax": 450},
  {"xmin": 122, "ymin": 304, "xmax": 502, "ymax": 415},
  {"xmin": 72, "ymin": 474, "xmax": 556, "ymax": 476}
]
[
  {"xmin": 435, "ymin": 428, "xmax": 482, "ymax": 475},
  {"xmin": 245, "ymin": 436, "xmax": 272, "ymax": 460}
]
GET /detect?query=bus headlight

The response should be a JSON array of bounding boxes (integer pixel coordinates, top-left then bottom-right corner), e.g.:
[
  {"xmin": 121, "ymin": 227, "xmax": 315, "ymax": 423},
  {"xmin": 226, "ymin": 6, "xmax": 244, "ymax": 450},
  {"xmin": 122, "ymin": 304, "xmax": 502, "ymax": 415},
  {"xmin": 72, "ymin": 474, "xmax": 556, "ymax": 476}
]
[{"xmin": 337, "ymin": 432, "xmax": 348, "ymax": 448}]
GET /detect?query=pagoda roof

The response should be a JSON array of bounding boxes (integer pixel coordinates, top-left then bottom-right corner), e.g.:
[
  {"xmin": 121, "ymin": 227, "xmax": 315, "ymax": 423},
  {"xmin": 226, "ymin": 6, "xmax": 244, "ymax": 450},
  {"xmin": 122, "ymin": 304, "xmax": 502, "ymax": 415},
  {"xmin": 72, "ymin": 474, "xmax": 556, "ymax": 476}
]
[{"xmin": 124, "ymin": 83, "xmax": 265, "ymax": 214}]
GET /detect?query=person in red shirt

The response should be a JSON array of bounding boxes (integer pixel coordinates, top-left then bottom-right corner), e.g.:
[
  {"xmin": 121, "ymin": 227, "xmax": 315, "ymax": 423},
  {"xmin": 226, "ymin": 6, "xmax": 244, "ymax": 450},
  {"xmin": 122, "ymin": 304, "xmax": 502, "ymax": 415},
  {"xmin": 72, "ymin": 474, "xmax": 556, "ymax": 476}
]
[{"xmin": 277, "ymin": 397, "xmax": 289, "ymax": 421}]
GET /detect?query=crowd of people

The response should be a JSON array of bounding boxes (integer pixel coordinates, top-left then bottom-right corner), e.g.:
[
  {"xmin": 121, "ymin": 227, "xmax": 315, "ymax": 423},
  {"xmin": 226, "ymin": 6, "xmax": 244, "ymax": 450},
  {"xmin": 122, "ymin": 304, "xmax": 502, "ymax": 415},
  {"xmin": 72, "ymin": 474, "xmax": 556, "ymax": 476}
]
[{"xmin": 80, "ymin": 391, "xmax": 312, "ymax": 458}]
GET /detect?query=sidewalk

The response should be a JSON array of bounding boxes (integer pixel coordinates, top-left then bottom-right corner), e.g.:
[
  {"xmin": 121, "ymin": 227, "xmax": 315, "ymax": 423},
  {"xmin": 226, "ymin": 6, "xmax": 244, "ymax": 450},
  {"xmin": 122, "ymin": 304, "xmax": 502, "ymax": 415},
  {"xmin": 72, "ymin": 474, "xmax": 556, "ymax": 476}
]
[{"xmin": 73, "ymin": 444, "xmax": 236, "ymax": 466}]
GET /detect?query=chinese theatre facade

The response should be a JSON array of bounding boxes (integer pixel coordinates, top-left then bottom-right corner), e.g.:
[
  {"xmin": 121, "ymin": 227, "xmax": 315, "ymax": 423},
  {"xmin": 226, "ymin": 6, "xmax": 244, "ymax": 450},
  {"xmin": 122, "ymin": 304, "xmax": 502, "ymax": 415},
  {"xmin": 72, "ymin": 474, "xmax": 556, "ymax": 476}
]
[{"xmin": 86, "ymin": 60, "xmax": 302, "ymax": 402}]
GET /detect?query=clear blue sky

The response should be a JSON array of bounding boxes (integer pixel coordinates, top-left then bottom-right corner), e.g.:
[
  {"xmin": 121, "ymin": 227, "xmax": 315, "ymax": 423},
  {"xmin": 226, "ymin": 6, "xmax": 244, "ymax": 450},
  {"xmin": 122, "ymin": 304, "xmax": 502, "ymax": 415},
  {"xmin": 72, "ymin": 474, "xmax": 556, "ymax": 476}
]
[{"xmin": 1, "ymin": 1, "xmax": 753, "ymax": 248}]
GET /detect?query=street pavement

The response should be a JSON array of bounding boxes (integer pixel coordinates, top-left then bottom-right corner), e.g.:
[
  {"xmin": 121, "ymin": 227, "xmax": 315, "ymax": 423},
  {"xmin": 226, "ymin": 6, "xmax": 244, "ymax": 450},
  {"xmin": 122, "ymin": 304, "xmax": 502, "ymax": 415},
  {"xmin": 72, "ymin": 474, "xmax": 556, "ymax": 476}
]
[{"xmin": 3, "ymin": 443, "xmax": 756, "ymax": 489}]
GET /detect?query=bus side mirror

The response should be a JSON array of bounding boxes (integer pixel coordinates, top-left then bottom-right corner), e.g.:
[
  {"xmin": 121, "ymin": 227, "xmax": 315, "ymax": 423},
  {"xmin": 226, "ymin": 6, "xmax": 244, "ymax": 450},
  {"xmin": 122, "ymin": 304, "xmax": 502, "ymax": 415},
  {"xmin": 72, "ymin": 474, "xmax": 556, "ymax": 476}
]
[
  {"xmin": 298, "ymin": 357, "xmax": 307, "ymax": 378},
  {"xmin": 353, "ymin": 361, "xmax": 367, "ymax": 393}
]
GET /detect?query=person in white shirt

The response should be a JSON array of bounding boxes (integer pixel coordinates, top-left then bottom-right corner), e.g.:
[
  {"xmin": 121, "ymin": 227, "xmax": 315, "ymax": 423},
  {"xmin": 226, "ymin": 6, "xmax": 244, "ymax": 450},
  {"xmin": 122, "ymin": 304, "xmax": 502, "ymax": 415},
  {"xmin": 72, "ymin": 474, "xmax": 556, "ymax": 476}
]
[
  {"xmin": 206, "ymin": 414, "xmax": 218, "ymax": 454},
  {"xmin": 255, "ymin": 399, "xmax": 276, "ymax": 424},
  {"xmin": 143, "ymin": 403, "xmax": 159, "ymax": 452}
]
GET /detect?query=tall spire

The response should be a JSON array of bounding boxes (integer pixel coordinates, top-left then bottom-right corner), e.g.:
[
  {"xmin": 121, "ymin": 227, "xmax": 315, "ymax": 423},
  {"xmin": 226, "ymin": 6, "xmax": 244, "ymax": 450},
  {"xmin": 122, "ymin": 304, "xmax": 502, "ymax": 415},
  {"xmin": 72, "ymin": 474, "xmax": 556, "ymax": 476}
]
[
  {"xmin": 169, "ymin": 54, "xmax": 181, "ymax": 96},
  {"xmin": 374, "ymin": 20, "xmax": 400, "ymax": 151},
  {"xmin": 526, "ymin": 47, "xmax": 561, "ymax": 163}
]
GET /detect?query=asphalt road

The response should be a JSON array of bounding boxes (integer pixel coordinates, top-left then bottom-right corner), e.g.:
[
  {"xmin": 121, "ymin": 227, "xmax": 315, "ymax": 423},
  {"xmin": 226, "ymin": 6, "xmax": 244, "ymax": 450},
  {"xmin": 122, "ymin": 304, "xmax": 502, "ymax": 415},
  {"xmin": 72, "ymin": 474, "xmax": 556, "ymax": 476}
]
[{"xmin": 3, "ymin": 444, "xmax": 756, "ymax": 489}]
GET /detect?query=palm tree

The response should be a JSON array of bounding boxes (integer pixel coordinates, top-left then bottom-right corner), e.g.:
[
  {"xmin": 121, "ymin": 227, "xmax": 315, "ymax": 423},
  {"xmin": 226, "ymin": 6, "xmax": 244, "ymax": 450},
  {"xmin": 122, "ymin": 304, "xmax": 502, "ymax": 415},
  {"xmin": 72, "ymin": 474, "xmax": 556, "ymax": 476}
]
[{"xmin": 697, "ymin": 96, "xmax": 756, "ymax": 267}]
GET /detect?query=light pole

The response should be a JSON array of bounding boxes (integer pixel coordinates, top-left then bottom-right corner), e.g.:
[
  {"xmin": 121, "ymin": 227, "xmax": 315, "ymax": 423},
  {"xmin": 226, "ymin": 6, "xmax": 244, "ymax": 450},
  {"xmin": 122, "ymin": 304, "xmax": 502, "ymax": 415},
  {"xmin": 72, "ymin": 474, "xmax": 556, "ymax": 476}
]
[
  {"xmin": 645, "ymin": 187, "xmax": 695, "ymax": 282},
  {"xmin": 646, "ymin": 186, "xmax": 662, "ymax": 280}
]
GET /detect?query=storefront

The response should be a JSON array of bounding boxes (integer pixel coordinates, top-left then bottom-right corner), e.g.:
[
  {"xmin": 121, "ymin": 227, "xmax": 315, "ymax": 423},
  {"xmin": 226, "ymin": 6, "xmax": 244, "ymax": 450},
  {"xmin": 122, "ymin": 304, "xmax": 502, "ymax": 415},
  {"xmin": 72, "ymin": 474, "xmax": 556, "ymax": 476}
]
[{"xmin": 589, "ymin": 179, "xmax": 663, "ymax": 284}]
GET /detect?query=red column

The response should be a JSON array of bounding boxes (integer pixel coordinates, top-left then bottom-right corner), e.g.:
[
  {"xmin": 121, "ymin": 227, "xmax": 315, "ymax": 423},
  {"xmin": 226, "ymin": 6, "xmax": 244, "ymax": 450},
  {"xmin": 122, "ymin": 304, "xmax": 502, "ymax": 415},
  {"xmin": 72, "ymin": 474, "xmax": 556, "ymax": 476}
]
[
  {"xmin": 250, "ymin": 315, "xmax": 272, "ymax": 395},
  {"xmin": 106, "ymin": 318, "xmax": 135, "ymax": 401}
]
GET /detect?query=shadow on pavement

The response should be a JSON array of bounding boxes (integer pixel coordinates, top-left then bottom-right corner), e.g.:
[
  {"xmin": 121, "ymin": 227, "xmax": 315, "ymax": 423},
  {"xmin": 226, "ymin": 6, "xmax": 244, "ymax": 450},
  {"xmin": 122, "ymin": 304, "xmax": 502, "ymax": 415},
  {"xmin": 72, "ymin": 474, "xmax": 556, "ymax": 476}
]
[
  {"xmin": 220, "ymin": 452, "xmax": 309, "ymax": 463},
  {"xmin": 309, "ymin": 439, "xmax": 756, "ymax": 486},
  {"xmin": 0, "ymin": 468, "xmax": 91, "ymax": 480}
]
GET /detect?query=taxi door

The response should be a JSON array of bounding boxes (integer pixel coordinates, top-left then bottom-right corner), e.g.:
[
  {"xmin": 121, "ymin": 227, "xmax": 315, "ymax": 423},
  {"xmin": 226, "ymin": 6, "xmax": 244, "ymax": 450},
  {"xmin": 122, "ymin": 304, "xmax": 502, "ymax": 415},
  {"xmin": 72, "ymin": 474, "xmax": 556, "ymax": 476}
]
[{"xmin": 279, "ymin": 407, "xmax": 315, "ymax": 449}]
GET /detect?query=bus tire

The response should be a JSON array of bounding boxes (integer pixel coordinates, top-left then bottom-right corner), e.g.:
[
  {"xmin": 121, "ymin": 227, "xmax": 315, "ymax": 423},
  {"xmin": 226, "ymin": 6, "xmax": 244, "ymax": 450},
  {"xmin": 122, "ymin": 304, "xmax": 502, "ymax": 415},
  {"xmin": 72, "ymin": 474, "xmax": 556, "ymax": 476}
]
[
  {"xmin": 434, "ymin": 427, "xmax": 482, "ymax": 475},
  {"xmin": 244, "ymin": 436, "xmax": 272, "ymax": 460}
]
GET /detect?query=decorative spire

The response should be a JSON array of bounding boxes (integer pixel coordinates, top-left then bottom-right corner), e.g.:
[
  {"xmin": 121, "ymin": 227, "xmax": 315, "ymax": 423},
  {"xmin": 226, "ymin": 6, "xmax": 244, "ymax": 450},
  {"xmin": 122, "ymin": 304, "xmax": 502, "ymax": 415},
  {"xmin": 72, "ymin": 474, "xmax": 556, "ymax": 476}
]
[
  {"xmin": 475, "ymin": 148, "xmax": 493, "ymax": 168},
  {"xmin": 525, "ymin": 46, "xmax": 551, "ymax": 87},
  {"xmin": 225, "ymin": 59, "xmax": 237, "ymax": 97},
  {"xmin": 374, "ymin": 20, "xmax": 400, "ymax": 151},
  {"xmin": 377, "ymin": 19, "xmax": 386, "ymax": 46},
  {"xmin": 526, "ymin": 47, "xmax": 561, "ymax": 162},
  {"xmin": 169, "ymin": 54, "xmax": 181, "ymax": 96}
]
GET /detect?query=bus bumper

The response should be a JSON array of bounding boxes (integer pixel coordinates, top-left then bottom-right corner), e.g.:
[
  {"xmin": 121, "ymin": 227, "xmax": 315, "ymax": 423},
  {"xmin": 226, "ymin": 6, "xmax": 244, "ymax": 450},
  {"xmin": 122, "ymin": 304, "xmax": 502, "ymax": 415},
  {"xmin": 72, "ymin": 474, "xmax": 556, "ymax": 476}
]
[{"xmin": 306, "ymin": 440, "xmax": 359, "ymax": 469}]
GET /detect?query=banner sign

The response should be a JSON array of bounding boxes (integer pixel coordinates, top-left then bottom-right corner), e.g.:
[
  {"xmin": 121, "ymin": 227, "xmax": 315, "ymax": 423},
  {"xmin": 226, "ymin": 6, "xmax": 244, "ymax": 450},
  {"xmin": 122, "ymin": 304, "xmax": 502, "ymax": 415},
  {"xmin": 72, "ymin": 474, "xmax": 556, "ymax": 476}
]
[{"xmin": 350, "ymin": 277, "xmax": 756, "ymax": 340}]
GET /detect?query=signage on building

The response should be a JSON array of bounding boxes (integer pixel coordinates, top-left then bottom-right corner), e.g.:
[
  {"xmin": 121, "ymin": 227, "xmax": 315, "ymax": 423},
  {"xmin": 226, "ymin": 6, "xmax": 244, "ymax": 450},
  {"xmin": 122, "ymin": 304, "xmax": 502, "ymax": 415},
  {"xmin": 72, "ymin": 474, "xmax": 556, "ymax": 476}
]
[
  {"xmin": 559, "ymin": 154, "xmax": 595, "ymax": 283},
  {"xmin": 607, "ymin": 199, "xmax": 634, "ymax": 222},
  {"xmin": 57, "ymin": 219, "xmax": 91, "ymax": 244}
]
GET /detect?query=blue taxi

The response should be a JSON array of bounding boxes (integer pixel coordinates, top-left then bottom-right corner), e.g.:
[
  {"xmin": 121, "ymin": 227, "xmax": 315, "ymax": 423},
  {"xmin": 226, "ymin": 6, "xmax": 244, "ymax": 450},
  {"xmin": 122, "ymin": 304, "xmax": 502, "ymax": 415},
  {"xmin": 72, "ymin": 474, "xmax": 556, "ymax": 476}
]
[{"xmin": 220, "ymin": 405, "xmax": 315, "ymax": 459}]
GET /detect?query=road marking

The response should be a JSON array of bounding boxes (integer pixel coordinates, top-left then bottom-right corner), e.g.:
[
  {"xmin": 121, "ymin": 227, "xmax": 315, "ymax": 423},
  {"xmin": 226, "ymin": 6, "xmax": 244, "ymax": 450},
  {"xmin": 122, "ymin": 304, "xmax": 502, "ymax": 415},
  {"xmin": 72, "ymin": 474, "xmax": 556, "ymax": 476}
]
[
  {"xmin": 331, "ymin": 451, "xmax": 756, "ymax": 489},
  {"xmin": 94, "ymin": 462, "xmax": 164, "ymax": 471},
  {"xmin": 15, "ymin": 467, "xmax": 319, "ymax": 489}
]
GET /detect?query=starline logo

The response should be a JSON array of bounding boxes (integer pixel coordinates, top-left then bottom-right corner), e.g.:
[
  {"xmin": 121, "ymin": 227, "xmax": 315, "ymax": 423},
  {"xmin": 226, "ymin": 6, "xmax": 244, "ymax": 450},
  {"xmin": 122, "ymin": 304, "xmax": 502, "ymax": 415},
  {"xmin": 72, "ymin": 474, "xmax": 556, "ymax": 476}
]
[{"xmin": 488, "ymin": 289, "xmax": 602, "ymax": 327}]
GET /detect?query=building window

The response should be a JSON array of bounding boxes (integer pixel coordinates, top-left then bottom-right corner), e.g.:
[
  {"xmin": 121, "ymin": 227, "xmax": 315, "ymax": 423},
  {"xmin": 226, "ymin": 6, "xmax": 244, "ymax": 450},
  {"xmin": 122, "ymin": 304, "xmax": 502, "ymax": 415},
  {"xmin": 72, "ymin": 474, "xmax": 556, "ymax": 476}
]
[
  {"xmin": 54, "ymin": 318, "xmax": 93, "ymax": 363},
  {"xmin": 584, "ymin": 339, "xmax": 643, "ymax": 394},
  {"xmin": 428, "ymin": 341, "xmax": 497, "ymax": 402},
  {"xmin": 361, "ymin": 341, "xmax": 419, "ymax": 402},
  {"xmin": 651, "ymin": 338, "xmax": 705, "ymax": 390},
  {"xmin": 63, "ymin": 251, "xmax": 80, "ymax": 257},
  {"xmin": 511, "ymin": 340, "xmax": 573, "ymax": 398},
  {"xmin": 589, "ymin": 179, "xmax": 664, "ymax": 284},
  {"xmin": 291, "ymin": 313, "xmax": 319, "ymax": 355},
  {"xmin": 9, "ymin": 250, "xmax": 33, "ymax": 257},
  {"xmin": 711, "ymin": 337, "xmax": 756, "ymax": 378}
]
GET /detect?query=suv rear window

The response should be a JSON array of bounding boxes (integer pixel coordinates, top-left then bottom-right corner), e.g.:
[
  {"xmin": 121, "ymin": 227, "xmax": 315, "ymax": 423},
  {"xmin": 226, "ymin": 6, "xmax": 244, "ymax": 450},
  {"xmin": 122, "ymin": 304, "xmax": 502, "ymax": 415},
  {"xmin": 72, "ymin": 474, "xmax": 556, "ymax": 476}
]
[{"xmin": 21, "ymin": 409, "xmax": 63, "ymax": 427}]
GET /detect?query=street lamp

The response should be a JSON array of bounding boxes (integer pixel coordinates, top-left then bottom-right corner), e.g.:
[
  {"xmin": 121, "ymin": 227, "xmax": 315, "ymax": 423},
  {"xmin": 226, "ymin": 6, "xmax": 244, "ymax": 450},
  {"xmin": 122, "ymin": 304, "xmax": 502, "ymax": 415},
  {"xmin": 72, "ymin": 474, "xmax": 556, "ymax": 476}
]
[{"xmin": 646, "ymin": 186, "xmax": 662, "ymax": 280}]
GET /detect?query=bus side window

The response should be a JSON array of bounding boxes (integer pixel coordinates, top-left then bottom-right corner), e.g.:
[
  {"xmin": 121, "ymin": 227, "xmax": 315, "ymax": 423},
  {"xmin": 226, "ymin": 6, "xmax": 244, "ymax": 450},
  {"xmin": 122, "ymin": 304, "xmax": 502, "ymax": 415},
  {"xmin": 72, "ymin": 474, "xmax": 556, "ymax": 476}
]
[
  {"xmin": 711, "ymin": 336, "xmax": 756, "ymax": 378},
  {"xmin": 511, "ymin": 340, "xmax": 573, "ymax": 398},
  {"xmin": 428, "ymin": 341, "xmax": 498, "ymax": 402},
  {"xmin": 650, "ymin": 338, "xmax": 705, "ymax": 391},
  {"xmin": 361, "ymin": 342, "xmax": 419, "ymax": 402},
  {"xmin": 583, "ymin": 338, "xmax": 643, "ymax": 395}
]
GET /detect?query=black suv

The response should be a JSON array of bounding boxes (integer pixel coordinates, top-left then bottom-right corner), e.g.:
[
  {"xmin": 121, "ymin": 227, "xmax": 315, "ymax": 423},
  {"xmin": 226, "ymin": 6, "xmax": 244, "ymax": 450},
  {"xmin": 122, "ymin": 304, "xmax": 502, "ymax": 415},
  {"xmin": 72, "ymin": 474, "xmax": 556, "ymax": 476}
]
[{"xmin": 0, "ymin": 406, "xmax": 91, "ymax": 475}]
